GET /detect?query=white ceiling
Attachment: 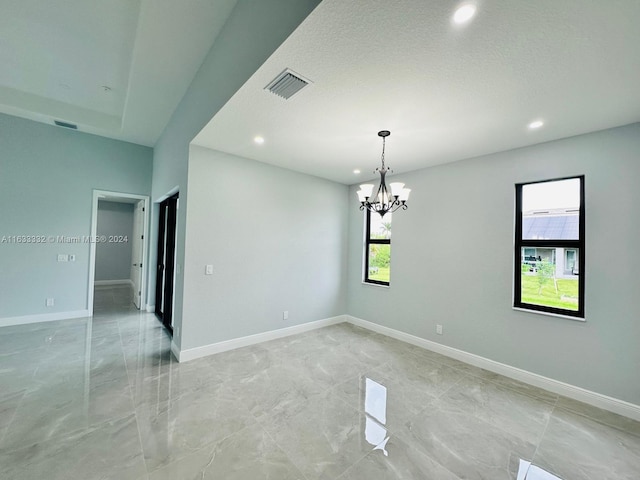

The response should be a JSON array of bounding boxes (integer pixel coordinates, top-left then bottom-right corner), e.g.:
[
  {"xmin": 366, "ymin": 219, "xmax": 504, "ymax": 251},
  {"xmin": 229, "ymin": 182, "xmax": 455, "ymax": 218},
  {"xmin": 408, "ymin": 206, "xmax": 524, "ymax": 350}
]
[
  {"xmin": 3, "ymin": 1, "xmax": 639, "ymax": 179},
  {"xmin": 0, "ymin": 0, "xmax": 238, "ymax": 146},
  {"xmin": 193, "ymin": 0, "xmax": 640, "ymax": 185}
]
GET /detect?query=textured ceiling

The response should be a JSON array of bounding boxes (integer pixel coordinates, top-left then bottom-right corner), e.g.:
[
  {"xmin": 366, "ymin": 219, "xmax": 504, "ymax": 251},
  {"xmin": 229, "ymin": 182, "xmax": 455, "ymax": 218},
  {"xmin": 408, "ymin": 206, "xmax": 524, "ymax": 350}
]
[
  {"xmin": 0, "ymin": 0, "xmax": 238, "ymax": 146},
  {"xmin": 193, "ymin": 0, "xmax": 640, "ymax": 184}
]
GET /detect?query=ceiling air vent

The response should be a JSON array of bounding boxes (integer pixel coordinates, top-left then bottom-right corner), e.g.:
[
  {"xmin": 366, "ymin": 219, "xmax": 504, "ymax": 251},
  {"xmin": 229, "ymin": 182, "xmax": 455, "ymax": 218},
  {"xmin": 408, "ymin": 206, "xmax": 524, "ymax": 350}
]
[
  {"xmin": 265, "ymin": 69, "xmax": 310, "ymax": 100},
  {"xmin": 54, "ymin": 120, "xmax": 78, "ymax": 130}
]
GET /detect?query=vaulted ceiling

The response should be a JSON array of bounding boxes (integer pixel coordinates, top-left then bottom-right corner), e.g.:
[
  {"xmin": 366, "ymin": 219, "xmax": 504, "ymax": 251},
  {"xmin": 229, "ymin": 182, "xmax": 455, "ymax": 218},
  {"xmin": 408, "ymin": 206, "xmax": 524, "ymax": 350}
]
[{"xmin": 3, "ymin": 1, "xmax": 639, "ymax": 184}]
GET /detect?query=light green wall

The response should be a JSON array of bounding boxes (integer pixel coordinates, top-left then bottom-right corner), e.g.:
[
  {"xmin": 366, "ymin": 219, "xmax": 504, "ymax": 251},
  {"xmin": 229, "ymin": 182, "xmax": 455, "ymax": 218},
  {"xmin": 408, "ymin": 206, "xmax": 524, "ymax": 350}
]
[
  {"xmin": 95, "ymin": 201, "xmax": 134, "ymax": 281},
  {"xmin": 347, "ymin": 123, "xmax": 640, "ymax": 405},
  {"xmin": 0, "ymin": 113, "xmax": 152, "ymax": 319}
]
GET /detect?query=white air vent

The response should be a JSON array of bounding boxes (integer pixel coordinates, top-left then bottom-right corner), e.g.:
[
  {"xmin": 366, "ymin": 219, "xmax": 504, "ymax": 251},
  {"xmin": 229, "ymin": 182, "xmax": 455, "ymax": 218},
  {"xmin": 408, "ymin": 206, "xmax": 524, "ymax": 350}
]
[{"xmin": 265, "ymin": 69, "xmax": 311, "ymax": 99}]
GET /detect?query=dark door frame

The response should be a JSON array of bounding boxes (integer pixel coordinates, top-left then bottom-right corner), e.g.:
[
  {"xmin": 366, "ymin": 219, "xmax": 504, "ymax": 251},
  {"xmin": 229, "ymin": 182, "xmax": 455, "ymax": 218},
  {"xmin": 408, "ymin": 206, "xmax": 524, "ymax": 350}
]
[{"xmin": 155, "ymin": 192, "xmax": 178, "ymax": 333}]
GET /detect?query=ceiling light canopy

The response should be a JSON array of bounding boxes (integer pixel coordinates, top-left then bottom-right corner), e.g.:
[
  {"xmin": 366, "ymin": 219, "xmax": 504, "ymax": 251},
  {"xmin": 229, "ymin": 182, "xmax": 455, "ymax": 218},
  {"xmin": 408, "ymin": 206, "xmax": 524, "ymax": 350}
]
[
  {"xmin": 453, "ymin": 4, "xmax": 477, "ymax": 24},
  {"xmin": 357, "ymin": 131, "xmax": 411, "ymax": 218},
  {"xmin": 254, "ymin": 136, "xmax": 265, "ymax": 144},
  {"xmin": 528, "ymin": 120, "xmax": 544, "ymax": 129}
]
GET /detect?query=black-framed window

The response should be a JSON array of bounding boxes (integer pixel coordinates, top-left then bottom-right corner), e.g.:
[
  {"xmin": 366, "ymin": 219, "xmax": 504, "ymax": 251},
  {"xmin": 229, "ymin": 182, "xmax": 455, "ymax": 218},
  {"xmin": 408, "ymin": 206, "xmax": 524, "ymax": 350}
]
[
  {"xmin": 514, "ymin": 176, "xmax": 585, "ymax": 318},
  {"xmin": 364, "ymin": 209, "xmax": 391, "ymax": 285}
]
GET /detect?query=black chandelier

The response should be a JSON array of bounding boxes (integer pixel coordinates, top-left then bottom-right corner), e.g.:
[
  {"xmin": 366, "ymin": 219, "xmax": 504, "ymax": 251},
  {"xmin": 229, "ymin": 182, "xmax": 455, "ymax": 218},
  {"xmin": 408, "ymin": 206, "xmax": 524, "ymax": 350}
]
[{"xmin": 357, "ymin": 130, "xmax": 410, "ymax": 218}]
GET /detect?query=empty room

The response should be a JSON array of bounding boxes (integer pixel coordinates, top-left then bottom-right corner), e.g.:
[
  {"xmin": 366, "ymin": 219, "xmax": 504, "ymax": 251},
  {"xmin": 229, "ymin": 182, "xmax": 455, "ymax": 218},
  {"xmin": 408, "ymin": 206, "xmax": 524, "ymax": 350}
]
[{"xmin": 0, "ymin": 1, "xmax": 638, "ymax": 479}]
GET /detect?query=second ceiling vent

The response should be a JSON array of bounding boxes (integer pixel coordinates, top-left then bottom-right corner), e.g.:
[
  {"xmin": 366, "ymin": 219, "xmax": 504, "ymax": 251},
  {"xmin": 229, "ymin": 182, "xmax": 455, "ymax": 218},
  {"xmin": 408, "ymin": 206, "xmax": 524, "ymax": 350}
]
[{"xmin": 265, "ymin": 69, "xmax": 311, "ymax": 100}]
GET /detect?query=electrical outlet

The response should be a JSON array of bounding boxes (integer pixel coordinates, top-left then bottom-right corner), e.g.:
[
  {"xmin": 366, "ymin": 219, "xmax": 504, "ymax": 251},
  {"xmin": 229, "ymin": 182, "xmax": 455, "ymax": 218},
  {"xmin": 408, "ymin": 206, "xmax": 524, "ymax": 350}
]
[
  {"xmin": 436, "ymin": 324, "xmax": 443, "ymax": 335},
  {"xmin": 205, "ymin": 265, "xmax": 213, "ymax": 275},
  {"xmin": 283, "ymin": 310, "xmax": 289, "ymax": 320},
  {"xmin": 46, "ymin": 298, "xmax": 54, "ymax": 307}
]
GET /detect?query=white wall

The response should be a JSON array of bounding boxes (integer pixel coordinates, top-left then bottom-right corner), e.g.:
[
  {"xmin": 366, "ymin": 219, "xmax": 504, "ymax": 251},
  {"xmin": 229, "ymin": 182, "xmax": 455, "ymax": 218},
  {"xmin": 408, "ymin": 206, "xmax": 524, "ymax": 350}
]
[
  {"xmin": 95, "ymin": 201, "xmax": 134, "ymax": 282},
  {"xmin": 0, "ymin": 114, "xmax": 152, "ymax": 320},
  {"xmin": 151, "ymin": 0, "xmax": 321, "ymax": 347},
  {"xmin": 180, "ymin": 146, "xmax": 348, "ymax": 350},
  {"xmin": 347, "ymin": 123, "xmax": 640, "ymax": 405}
]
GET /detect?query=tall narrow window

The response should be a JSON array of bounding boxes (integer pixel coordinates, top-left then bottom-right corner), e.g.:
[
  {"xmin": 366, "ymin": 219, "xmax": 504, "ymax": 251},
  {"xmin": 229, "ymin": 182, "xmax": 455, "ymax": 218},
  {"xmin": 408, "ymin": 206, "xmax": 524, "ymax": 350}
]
[
  {"xmin": 514, "ymin": 176, "xmax": 585, "ymax": 318},
  {"xmin": 365, "ymin": 210, "xmax": 391, "ymax": 285}
]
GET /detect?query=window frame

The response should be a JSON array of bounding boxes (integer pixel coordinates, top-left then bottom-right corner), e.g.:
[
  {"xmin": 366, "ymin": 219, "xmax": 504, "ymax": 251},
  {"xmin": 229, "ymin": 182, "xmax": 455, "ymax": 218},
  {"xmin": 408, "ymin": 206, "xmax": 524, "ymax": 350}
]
[
  {"xmin": 514, "ymin": 175, "xmax": 585, "ymax": 318},
  {"xmin": 364, "ymin": 209, "xmax": 390, "ymax": 286}
]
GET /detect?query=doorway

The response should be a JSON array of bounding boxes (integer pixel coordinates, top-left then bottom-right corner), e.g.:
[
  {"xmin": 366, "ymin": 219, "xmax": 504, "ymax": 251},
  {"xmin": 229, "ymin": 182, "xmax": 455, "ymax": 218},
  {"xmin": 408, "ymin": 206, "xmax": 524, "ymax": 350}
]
[
  {"xmin": 130, "ymin": 200, "xmax": 145, "ymax": 309},
  {"xmin": 155, "ymin": 193, "xmax": 178, "ymax": 333},
  {"xmin": 88, "ymin": 190, "xmax": 150, "ymax": 315}
]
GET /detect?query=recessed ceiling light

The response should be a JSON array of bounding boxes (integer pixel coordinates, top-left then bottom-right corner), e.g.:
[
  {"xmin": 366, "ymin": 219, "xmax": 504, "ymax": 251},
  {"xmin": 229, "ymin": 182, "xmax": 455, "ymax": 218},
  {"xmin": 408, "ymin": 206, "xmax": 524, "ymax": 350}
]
[
  {"xmin": 254, "ymin": 136, "xmax": 265, "ymax": 144},
  {"xmin": 353, "ymin": 169, "xmax": 361, "ymax": 174},
  {"xmin": 528, "ymin": 120, "xmax": 544, "ymax": 130},
  {"xmin": 453, "ymin": 4, "xmax": 477, "ymax": 24}
]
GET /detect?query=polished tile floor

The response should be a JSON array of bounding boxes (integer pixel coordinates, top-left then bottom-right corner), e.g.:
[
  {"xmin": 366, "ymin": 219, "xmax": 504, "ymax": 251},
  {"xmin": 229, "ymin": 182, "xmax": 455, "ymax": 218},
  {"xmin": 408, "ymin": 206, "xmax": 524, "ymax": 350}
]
[{"xmin": 1, "ymin": 286, "xmax": 639, "ymax": 479}]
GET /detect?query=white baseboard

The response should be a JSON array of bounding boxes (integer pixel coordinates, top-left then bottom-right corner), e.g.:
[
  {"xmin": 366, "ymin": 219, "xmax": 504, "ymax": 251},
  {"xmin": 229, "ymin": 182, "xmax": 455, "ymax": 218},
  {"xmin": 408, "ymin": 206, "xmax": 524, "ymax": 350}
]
[
  {"xmin": 146, "ymin": 304, "xmax": 155, "ymax": 313},
  {"xmin": 94, "ymin": 279, "xmax": 134, "ymax": 287},
  {"xmin": 0, "ymin": 309, "xmax": 91, "ymax": 328},
  {"xmin": 346, "ymin": 315, "xmax": 640, "ymax": 422},
  {"xmin": 175, "ymin": 315, "xmax": 346, "ymax": 363}
]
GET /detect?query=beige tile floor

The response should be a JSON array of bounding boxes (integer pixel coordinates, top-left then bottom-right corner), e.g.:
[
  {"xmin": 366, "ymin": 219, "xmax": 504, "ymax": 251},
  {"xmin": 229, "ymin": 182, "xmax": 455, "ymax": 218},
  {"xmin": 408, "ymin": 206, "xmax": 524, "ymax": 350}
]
[{"xmin": 1, "ymin": 285, "xmax": 639, "ymax": 479}]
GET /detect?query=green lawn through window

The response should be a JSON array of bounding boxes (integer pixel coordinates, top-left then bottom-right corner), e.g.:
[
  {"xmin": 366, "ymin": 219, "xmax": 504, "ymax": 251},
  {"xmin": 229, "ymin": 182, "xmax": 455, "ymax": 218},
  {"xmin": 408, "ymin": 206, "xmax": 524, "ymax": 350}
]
[
  {"xmin": 521, "ymin": 273, "xmax": 579, "ymax": 311},
  {"xmin": 368, "ymin": 266, "xmax": 390, "ymax": 283}
]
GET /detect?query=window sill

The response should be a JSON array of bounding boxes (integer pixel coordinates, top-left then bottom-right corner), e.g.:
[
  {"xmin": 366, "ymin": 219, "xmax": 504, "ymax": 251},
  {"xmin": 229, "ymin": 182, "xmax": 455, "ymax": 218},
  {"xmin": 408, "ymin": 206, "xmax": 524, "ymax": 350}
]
[
  {"xmin": 362, "ymin": 281, "xmax": 390, "ymax": 289},
  {"xmin": 512, "ymin": 307, "xmax": 585, "ymax": 322}
]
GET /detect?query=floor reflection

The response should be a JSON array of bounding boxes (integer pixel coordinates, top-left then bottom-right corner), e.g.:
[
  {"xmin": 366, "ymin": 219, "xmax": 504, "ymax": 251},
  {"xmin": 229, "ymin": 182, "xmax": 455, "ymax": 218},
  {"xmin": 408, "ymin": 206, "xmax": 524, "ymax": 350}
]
[
  {"xmin": 2, "ymin": 286, "xmax": 637, "ymax": 479},
  {"xmin": 361, "ymin": 376, "xmax": 566, "ymax": 478},
  {"xmin": 517, "ymin": 459, "xmax": 563, "ymax": 480},
  {"xmin": 363, "ymin": 377, "xmax": 390, "ymax": 455}
]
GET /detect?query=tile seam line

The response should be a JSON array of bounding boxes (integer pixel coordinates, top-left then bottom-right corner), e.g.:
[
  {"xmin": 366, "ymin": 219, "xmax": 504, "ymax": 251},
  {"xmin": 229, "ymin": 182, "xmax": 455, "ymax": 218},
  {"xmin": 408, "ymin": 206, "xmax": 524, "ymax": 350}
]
[
  {"xmin": 258, "ymin": 419, "xmax": 312, "ymax": 480},
  {"xmin": 529, "ymin": 396, "xmax": 561, "ymax": 474},
  {"xmin": 119, "ymin": 315, "xmax": 151, "ymax": 475}
]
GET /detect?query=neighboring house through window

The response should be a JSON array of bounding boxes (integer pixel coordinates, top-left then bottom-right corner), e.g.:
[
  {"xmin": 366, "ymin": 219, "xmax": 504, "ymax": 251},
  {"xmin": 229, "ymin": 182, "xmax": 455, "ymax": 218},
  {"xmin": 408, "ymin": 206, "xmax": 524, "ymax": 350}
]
[
  {"xmin": 365, "ymin": 210, "xmax": 391, "ymax": 285},
  {"xmin": 514, "ymin": 176, "xmax": 585, "ymax": 317}
]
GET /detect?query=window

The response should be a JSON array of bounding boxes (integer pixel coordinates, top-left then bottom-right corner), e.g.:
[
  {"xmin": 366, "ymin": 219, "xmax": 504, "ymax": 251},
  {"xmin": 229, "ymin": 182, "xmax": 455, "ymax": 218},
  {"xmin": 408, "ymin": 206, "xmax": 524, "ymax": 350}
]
[
  {"xmin": 365, "ymin": 209, "xmax": 391, "ymax": 285},
  {"xmin": 514, "ymin": 176, "xmax": 585, "ymax": 317}
]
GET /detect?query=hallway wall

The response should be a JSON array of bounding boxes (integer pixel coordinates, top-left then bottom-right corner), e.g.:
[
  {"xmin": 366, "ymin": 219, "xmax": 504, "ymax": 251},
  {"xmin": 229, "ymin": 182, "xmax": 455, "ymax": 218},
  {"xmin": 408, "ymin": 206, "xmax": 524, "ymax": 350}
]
[
  {"xmin": 0, "ymin": 113, "xmax": 152, "ymax": 322},
  {"xmin": 95, "ymin": 201, "xmax": 134, "ymax": 282}
]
